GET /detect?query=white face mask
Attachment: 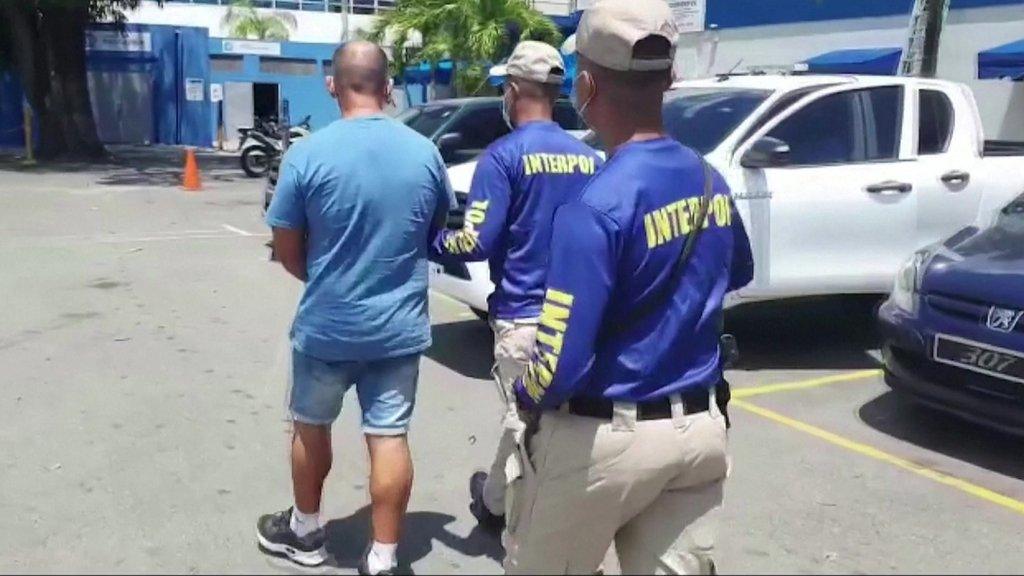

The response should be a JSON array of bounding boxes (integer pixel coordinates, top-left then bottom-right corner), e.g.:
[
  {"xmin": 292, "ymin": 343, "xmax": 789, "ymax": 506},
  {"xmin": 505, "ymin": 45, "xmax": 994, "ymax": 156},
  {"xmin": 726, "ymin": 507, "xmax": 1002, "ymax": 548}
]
[
  {"xmin": 501, "ymin": 84, "xmax": 517, "ymax": 130},
  {"xmin": 571, "ymin": 72, "xmax": 595, "ymax": 124}
]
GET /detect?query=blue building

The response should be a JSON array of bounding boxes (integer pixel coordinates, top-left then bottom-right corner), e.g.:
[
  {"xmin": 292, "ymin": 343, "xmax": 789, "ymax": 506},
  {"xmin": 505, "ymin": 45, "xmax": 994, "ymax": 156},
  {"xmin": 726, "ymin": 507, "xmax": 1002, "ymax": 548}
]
[
  {"xmin": 206, "ymin": 37, "xmax": 338, "ymax": 148},
  {"xmin": 0, "ymin": 23, "xmax": 212, "ymax": 149}
]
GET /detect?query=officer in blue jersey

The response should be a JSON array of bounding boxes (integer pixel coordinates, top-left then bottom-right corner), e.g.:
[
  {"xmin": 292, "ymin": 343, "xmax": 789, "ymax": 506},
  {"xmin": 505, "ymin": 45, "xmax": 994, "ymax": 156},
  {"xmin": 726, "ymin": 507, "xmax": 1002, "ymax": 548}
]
[
  {"xmin": 503, "ymin": 1, "xmax": 755, "ymax": 573},
  {"xmin": 430, "ymin": 41, "xmax": 603, "ymax": 534}
]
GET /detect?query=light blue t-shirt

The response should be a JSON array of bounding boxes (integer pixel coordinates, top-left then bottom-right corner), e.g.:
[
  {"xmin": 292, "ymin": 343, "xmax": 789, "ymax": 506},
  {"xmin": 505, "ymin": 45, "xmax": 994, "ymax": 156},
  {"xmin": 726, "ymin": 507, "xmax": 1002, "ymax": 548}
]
[{"xmin": 267, "ymin": 114, "xmax": 453, "ymax": 361}]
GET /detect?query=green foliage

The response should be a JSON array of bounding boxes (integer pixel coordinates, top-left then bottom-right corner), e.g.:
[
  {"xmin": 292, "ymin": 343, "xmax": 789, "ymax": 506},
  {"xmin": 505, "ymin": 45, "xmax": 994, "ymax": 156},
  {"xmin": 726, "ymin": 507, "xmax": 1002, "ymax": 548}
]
[
  {"xmin": 221, "ymin": 0, "xmax": 298, "ymax": 41},
  {"xmin": 368, "ymin": 0, "xmax": 561, "ymax": 96}
]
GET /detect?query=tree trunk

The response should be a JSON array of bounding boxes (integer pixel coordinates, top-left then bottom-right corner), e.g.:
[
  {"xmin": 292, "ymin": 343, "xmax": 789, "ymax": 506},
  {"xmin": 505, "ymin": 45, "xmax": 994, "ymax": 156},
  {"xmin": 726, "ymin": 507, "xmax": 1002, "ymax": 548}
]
[
  {"xmin": 0, "ymin": 1, "xmax": 67, "ymax": 158},
  {"xmin": 0, "ymin": 1, "xmax": 107, "ymax": 160},
  {"xmin": 919, "ymin": 0, "xmax": 948, "ymax": 78},
  {"xmin": 40, "ymin": 4, "xmax": 106, "ymax": 159}
]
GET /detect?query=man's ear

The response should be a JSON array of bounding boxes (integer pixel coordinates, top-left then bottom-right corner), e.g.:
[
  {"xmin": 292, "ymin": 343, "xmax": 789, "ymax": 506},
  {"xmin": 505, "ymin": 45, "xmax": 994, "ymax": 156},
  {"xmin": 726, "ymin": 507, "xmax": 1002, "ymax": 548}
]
[{"xmin": 326, "ymin": 76, "xmax": 336, "ymax": 98}]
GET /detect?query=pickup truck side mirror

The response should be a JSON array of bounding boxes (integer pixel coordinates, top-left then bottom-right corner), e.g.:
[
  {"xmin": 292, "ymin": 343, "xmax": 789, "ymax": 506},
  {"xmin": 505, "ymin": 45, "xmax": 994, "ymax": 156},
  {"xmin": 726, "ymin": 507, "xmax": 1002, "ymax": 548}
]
[
  {"xmin": 741, "ymin": 136, "xmax": 791, "ymax": 169},
  {"xmin": 437, "ymin": 132, "xmax": 464, "ymax": 156}
]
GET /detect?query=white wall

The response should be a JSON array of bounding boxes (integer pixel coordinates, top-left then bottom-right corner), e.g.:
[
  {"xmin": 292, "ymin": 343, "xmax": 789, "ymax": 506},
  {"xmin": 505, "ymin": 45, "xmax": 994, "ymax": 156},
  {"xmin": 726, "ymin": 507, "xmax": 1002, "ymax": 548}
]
[
  {"xmin": 126, "ymin": 1, "xmax": 379, "ymax": 44},
  {"xmin": 676, "ymin": 5, "xmax": 1024, "ymax": 139}
]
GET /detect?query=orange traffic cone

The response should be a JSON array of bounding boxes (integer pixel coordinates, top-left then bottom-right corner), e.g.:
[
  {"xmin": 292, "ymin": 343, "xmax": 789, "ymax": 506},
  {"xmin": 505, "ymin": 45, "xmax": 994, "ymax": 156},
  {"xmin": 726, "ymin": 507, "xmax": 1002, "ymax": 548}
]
[{"xmin": 183, "ymin": 148, "xmax": 202, "ymax": 191}]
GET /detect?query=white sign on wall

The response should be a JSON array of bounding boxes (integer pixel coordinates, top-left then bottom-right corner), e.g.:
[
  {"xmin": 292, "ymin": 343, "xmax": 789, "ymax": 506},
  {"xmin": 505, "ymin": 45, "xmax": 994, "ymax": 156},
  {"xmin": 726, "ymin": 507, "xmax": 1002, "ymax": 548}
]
[
  {"xmin": 86, "ymin": 30, "xmax": 152, "ymax": 53},
  {"xmin": 210, "ymin": 83, "xmax": 224, "ymax": 103},
  {"xmin": 185, "ymin": 78, "xmax": 205, "ymax": 102},
  {"xmin": 221, "ymin": 40, "xmax": 282, "ymax": 56},
  {"xmin": 669, "ymin": 0, "xmax": 706, "ymax": 34}
]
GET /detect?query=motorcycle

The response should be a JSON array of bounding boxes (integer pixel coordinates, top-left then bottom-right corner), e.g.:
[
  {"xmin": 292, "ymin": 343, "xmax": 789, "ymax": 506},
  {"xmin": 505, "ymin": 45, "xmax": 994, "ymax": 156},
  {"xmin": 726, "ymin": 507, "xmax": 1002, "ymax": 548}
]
[
  {"xmin": 240, "ymin": 130, "xmax": 282, "ymax": 178},
  {"xmin": 238, "ymin": 115, "xmax": 312, "ymax": 178}
]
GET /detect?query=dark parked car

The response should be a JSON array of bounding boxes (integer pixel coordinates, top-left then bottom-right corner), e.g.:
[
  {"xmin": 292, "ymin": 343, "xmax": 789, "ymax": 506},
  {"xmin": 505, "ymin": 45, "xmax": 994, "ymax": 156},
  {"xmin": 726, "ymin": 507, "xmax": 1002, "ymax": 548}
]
[
  {"xmin": 878, "ymin": 192, "xmax": 1024, "ymax": 435},
  {"xmin": 395, "ymin": 97, "xmax": 584, "ymax": 165},
  {"xmin": 264, "ymin": 97, "xmax": 584, "ymax": 211}
]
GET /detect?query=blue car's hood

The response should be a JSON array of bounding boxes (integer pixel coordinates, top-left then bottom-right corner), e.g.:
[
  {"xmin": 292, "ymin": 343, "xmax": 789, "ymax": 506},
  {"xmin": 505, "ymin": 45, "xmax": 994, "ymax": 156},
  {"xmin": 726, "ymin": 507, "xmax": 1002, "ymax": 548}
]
[{"xmin": 922, "ymin": 196, "xmax": 1024, "ymax": 308}]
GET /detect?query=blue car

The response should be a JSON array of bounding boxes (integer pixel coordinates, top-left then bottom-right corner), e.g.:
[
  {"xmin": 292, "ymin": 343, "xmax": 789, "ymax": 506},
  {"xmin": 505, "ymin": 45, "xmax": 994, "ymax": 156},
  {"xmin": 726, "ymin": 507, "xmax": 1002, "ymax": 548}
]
[{"xmin": 878, "ymin": 192, "xmax": 1024, "ymax": 435}]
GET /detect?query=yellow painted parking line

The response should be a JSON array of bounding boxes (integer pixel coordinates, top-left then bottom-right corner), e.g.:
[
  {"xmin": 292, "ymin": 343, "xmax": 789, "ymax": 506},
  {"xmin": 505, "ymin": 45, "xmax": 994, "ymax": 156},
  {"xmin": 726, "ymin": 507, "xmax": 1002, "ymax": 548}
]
[
  {"xmin": 733, "ymin": 399, "xmax": 1024, "ymax": 517},
  {"xmin": 732, "ymin": 369, "xmax": 882, "ymax": 399}
]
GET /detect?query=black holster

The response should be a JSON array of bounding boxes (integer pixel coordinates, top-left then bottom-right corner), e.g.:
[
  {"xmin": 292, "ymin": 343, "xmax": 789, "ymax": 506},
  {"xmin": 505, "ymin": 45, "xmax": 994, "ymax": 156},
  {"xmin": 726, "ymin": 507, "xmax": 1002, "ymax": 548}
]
[{"xmin": 717, "ymin": 333, "xmax": 739, "ymax": 429}]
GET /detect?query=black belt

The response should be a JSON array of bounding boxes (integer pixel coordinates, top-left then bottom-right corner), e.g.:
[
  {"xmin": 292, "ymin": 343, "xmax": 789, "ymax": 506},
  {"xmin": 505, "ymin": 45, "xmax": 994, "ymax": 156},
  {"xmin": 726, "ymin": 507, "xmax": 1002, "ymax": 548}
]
[{"xmin": 567, "ymin": 389, "xmax": 710, "ymax": 421}]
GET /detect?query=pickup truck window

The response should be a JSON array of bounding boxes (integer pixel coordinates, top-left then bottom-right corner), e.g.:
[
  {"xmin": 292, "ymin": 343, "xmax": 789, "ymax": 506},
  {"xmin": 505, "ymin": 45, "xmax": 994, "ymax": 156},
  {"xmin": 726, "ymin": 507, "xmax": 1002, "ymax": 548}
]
[
  {"xmin": 919, "ymin": 89, "xmax": 954, "ymax": 155},
  {"xmin": 453, "ymin": 106, "xmax": 510, "ymax": 150},
  {"xmin": 766, "ymin": 86, "xmax": 902, "ymax": 166},
  {"xmin": 663, "ymin": 88, "xmax": 771, "ymax": 154},
  {"xmin": 398, "ymin": 104, "xmax": 459, "ymax": 138}
]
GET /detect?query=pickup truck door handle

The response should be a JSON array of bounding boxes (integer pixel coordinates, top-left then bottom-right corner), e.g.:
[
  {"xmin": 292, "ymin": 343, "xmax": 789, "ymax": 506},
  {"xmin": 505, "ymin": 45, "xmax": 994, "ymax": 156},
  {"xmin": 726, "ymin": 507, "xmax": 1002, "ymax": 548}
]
[
  {"xmin": 865, "ymin": 181, "xmax": 913, "ymax": 194},
  {"xmin": 940, "ymin": 170, "xmax": 971, "ymax": 185}
]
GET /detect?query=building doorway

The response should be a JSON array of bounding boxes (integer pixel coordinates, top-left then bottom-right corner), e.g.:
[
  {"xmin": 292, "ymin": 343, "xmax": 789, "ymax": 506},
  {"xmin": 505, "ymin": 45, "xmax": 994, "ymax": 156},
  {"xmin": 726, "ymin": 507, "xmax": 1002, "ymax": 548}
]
[{"xmin": 254, "ymin": 82, "xmax": 280, "ymax": 123}]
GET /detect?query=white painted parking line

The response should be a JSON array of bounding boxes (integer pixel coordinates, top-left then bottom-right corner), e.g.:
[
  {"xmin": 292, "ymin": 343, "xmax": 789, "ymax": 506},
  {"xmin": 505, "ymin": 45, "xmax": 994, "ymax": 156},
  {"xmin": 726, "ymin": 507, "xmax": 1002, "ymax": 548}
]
[
  {"xmin": 222, "ymin": 224, "xmax": 254, "ymax": 237},
  {"xmin": 98, "ymin": 234, "xmax": 253, "ymax": 244}
]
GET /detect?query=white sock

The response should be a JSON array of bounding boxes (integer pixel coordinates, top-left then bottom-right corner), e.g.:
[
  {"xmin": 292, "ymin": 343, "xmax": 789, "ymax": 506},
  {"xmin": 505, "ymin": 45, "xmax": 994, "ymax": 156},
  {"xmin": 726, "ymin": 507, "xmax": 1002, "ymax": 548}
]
[
  {"xmin": 366, "ymin": 541, "xmax": 398, "ymax": 574},
  {"xmin": 289, "ymin": 507, "xmax": 321, "ymax": 538}
]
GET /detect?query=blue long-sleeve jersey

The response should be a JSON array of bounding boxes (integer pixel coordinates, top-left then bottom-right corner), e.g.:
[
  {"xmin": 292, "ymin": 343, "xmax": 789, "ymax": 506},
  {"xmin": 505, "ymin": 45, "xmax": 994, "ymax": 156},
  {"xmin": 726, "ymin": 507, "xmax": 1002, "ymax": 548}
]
[
  {"xmin": 430, "ymin": 121, "xmax": 603, "ymax": 320},
  {"xmin": 516, "ymin": 138, "xmax": 754, "ymax": 409}
]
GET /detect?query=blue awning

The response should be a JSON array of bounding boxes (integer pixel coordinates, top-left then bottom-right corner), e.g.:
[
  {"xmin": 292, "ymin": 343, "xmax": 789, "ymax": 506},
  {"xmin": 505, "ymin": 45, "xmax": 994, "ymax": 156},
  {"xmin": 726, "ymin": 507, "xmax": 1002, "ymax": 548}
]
[
  {"xmin": 801, "ymin": 47, "xmax": 902, "ymax": 75},
  {"xmin": 401, "ymin": 60, "xmax": 454, "ymax": 85},
  {"xmin": 979, "ymin": 38, "xmax": 1024, "ymax": 81},
  {"xmin": 550, "ymin": 10, "xmax": 584, "ymax": 37}
]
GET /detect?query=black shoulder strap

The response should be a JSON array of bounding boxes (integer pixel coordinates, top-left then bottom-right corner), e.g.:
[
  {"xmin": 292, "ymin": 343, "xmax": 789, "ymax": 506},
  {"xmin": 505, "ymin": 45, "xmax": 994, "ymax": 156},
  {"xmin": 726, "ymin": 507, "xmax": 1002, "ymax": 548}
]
[
  {"xmin": 611, "ymin": 159, "xmax": 716, "ymax": 335},
  {"xmin": 671, "ymin": 159, "xmax": 716, "ymax": 289}
]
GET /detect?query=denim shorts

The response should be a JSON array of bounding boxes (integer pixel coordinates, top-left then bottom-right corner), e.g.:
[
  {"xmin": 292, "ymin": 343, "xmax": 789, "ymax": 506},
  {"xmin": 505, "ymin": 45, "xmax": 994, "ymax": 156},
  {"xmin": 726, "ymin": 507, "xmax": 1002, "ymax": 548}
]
[{"xmin": 289, "ymin": 348, "xmax": 420, "ymax": 435}]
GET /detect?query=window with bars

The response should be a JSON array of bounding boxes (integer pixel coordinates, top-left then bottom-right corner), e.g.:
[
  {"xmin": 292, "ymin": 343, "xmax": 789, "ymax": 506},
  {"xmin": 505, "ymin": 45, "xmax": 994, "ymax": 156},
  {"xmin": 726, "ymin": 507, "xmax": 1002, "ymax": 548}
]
[
  {"xmin": 162, "ymin": 0, "xmax": 395, "ymax": 13},
  {"xmin": 210, "ymin": 55, "xmax": 244, "ymax": 72},
  {"xmin": 259, "ymin": 57, "xmax": 318, "ymax": 76}
]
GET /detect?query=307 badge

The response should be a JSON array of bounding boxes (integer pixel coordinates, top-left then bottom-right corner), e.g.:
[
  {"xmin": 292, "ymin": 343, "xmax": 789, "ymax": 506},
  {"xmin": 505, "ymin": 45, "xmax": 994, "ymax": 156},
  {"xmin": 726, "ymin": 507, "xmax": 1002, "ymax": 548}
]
[{"xmin": 933, "ymin": 334, "xmax": 1024, "ymax": 385}]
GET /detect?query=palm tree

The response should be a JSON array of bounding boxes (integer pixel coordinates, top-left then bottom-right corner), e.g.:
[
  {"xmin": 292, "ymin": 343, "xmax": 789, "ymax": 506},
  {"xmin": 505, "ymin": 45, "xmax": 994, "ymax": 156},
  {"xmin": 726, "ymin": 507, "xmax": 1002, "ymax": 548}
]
[
  {"xmin": 221, "ymin": 0, "xmax": 298, "ymax": 41},
  {"xmin": 368, "ymin": 0, "xmax": 561, "ymax": 96}
]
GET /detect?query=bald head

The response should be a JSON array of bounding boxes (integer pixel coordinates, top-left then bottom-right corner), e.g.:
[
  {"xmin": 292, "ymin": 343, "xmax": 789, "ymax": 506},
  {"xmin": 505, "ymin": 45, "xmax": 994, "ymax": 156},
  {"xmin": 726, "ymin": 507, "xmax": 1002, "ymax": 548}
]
[{"xmin": 332, "ymin": 41, "xmax": 390, "ymax": 97}]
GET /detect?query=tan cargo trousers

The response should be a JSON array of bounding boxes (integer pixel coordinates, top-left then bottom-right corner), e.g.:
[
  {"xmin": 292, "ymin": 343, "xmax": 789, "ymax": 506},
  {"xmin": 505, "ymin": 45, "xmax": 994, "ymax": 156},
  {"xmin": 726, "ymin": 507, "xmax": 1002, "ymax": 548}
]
[
  {"xmin": 504, "ymin": 396, "xmax": 730, "ymax": 575},
  {"xmin": 482, "ymin": 318, "xmax": 538, "ymax": 515}
]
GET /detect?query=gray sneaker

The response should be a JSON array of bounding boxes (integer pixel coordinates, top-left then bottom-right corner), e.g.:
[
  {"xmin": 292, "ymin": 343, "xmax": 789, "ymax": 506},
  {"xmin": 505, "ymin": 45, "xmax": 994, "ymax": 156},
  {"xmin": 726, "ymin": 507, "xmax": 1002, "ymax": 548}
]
[{"xmin": 256, "ymin": 508, "xmax": 327, "ymax": 567}]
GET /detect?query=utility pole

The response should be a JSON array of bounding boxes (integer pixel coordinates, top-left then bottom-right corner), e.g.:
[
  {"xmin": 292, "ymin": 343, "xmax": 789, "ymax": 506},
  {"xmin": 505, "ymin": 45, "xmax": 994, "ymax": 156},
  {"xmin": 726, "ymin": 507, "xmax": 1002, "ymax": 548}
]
[
  {"xmin": 899, "ymin": 0, "xmax": 951, "ymax": 77},
  {"xmin": 340, "ymin": 0, "xmax": 350, "ymax": 43}
]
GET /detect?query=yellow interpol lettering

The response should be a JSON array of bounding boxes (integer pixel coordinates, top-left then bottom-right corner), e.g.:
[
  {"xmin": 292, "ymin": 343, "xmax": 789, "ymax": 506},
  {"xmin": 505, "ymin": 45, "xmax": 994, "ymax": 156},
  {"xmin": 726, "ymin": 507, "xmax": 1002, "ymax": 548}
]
[
  {"xmin": 520, "ymin": 154, "xmax": 597, "ymax": 176},
  {"xmin": 536, "ymin": 325, "xmax": 564, "ymax": 355},
  {"xmin": 523, "ymin": 288, "xmax": 576, "ymax": 402},
  {"xmin": 524, "ymin": 366, "xmax": 545, "ymax": 401},
  {"xmin": 644, "ymin": 213, "xmax": 658, "ymax": 248},
  {"xmin": 443, "ymin": 200, "xmax": 490, "ymax": 255},
  {"xmin": 540, "ymin": 300, "xmax": 570, "ymax": 333},
  {"xmin": 532, "ymin": 153, "xmax": 548, "ymax": 174},
  {"xmin": 545, "ymin": 288, "xmax": 574, "ymax": 307},
  {"xmin": 643, "ymin": 194, "xmax": 731, "ymax": 250}
]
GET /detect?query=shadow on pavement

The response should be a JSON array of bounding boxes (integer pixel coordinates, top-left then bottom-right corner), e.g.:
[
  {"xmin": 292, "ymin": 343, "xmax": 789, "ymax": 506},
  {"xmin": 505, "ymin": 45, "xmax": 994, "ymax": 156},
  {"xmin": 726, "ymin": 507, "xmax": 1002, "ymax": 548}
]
[
  {"xmin": 1, "ymin": 144, "xmax": 252, "ymax": 186},
  {"xmin": 727, "ymin": 295, "xmax": 884, "ymax": 371},
  {"xmin": 323, "ymin": 506, "xmax": 503, "ymax": 573},
  {"xmin": 427, "ymin": 320, "xmax": 494, "ymax": 380},
  {"xmin": 858, "ymin": 391, "xmax": 1024, "ymax": 482}
]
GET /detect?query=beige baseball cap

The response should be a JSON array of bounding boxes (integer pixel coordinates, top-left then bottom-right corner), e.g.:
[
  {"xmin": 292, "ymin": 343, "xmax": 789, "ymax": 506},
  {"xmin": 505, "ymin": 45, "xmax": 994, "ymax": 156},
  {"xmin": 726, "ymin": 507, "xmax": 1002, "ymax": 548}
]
[
  {"xmin": 503, "ymin": 40, "xmax": 566, "ymax": 85},
  {"xmin": 576, "ymin": 0, "xmax": 679, "ymax": 72}
]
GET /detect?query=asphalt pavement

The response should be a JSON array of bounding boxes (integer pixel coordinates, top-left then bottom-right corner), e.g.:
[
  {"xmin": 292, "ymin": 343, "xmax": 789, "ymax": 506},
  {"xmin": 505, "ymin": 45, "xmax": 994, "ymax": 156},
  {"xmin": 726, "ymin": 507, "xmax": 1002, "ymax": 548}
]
[{"xmin": 1, "ymin": 148, "xmax": 1022, "ymax": 574}]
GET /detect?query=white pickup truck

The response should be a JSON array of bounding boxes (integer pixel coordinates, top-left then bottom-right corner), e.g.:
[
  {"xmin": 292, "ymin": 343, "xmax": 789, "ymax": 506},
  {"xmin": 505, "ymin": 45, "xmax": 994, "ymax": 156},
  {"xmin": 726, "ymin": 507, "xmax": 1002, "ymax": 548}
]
[{"xmin": 429, "ymin": 74, "xmax": 1024, "ymax": 316}]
